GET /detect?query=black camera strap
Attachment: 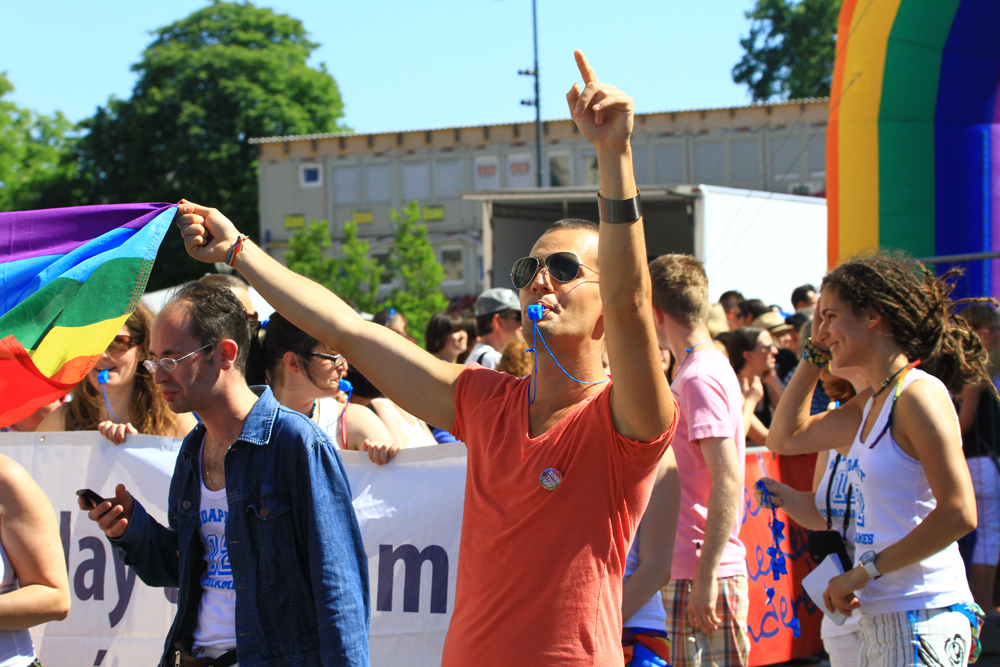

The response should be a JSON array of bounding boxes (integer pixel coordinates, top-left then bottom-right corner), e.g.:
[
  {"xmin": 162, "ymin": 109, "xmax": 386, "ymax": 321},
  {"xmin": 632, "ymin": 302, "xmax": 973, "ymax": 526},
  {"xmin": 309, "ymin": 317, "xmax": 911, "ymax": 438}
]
[{"xmin": 825, "ymin": 453, "xmax": 853, "ymax": 537}]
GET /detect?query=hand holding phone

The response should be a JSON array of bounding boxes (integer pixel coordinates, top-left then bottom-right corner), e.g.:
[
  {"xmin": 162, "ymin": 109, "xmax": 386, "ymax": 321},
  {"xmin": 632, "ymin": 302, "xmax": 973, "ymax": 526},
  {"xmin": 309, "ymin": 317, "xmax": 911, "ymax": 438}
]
[
  {"xmin": 76, "ymin": 488, "xmax": 106, "ymax": 509},
  {"xmin": 78, "ymin": 484, "xmax": 134, "ymax": 538}
]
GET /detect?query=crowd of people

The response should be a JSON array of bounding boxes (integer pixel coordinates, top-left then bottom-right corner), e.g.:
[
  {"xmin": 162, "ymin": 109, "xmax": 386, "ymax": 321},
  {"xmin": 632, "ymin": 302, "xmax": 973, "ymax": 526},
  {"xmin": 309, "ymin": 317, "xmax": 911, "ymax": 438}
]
[{"xmin": 1, "ymin": 51, "xmax": 998, "ymax": 667}]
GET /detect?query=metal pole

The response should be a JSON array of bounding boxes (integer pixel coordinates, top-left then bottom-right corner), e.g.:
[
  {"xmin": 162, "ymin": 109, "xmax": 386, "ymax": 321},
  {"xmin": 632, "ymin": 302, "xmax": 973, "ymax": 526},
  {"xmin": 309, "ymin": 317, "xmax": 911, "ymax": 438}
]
[
  {"xmin": 532, "ymin": 0, "xmax": 542, "ymax": 187},
  {"xmin": 915, "ymin": 251, "xmax": 1000, "ymax": 264}
]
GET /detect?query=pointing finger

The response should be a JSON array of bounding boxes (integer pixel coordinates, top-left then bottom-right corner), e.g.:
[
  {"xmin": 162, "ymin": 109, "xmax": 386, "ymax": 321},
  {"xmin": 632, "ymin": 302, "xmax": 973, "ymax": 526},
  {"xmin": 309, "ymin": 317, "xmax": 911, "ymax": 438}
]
[{"xmin": 574, "ymin": 50, "xmax": 598, "ymax": 84}]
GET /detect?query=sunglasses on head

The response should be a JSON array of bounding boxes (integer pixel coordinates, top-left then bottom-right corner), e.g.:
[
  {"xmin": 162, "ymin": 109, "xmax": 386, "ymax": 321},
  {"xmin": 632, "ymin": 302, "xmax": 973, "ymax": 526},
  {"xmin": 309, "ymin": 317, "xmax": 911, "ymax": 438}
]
[
  {"xmin": 107, "ymin": 334, "xmax": 142, "ymax": 354},
  {"xmin": 510, "ymin": 251, "xmax": 598, "ymax": 290}
]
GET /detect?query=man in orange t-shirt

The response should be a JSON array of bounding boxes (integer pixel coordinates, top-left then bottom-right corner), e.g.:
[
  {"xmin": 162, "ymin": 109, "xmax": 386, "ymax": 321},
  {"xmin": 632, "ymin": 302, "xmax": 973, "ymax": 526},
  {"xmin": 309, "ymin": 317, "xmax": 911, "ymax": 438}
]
[{"xmin": 174, "ymin": 50, "xmax": 676, "ymax": 666}]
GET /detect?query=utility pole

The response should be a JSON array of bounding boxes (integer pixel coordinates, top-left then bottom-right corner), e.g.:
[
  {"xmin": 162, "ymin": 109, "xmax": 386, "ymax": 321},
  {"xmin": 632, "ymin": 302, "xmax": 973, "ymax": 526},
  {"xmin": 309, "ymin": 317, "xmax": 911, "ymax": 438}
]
[{"xmin": 518, "ymin": 0, "xmax": 542, "ymax": 187}]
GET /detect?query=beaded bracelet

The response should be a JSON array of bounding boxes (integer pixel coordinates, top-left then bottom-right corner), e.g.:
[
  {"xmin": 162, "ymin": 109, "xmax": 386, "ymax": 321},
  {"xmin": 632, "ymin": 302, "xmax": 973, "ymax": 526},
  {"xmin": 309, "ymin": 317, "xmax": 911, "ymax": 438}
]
[
  {"xmin": 801, "ymin": 338, "xmax": 832, "ymax": 368},
  {"xmin": 226, "ymin": 235, "xmax": 249, "ymax": 267}
]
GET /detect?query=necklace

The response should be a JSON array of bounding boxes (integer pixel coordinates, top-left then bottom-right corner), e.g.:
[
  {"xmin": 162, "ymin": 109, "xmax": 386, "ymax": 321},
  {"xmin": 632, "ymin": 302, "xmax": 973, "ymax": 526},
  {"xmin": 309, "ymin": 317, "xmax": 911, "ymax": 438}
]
[
  {"xmin": 872, "ymin": 364, "xmax": 907, "ymax": 398},
  {"xmin": 309, "ymin": 400, "xmax": 317, "ymax": 420}
]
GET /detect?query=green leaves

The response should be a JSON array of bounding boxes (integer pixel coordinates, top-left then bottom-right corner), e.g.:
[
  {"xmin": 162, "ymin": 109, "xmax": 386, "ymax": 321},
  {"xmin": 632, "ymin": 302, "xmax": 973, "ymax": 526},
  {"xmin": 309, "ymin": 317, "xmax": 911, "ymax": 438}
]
[
  {"xmin": 0, "ymin": 73, "xmax": 78, "ymax": 212},
  {"xmin": 65, "ymin": 1, "xmax": 348, "ymax": 290},
  {"xmin": 383, "ymin": 202, "xmax": 449, "ymax": 345},
  {"xmin": 284, "ymin": 203, "xmax": 449, "ymax": 348},
  {"xmin": 732, "ymin": 0, "xmax": 842, "ymax": 102}
]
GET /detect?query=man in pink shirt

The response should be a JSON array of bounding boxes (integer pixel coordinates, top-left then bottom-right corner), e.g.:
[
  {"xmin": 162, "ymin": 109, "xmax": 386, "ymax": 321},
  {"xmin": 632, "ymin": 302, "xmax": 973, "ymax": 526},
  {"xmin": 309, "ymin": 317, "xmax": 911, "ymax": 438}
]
[
  {"xmin": 174, "ymin": 52, "xmax": 676, "ymax": 666},
  {"xmin": 648, "ymin": 254, "xmax": 749, "ymax": 667}
]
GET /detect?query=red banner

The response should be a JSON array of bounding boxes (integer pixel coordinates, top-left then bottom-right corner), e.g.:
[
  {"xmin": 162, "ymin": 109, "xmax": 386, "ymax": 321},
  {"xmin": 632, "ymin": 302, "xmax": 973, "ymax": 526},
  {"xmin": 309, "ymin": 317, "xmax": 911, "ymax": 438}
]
[{"xmin": 740, "ymin": 450, "xmax": 823, "ymax": 665}]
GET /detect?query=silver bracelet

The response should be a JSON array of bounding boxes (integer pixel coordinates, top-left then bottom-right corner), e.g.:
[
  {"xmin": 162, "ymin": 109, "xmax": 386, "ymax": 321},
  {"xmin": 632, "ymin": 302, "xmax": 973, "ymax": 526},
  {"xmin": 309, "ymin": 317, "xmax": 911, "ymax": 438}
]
[{"xmin": 597, "ymin": 190, "xmax": 642, "ymax": 224}]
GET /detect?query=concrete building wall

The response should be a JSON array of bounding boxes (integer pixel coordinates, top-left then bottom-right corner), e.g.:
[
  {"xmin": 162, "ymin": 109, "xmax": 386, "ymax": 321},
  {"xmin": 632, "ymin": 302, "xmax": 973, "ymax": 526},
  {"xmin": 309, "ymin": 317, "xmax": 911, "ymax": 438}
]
[{"xmin": 252, "ymin": 99, "xmax": 829, "ymax": 297}]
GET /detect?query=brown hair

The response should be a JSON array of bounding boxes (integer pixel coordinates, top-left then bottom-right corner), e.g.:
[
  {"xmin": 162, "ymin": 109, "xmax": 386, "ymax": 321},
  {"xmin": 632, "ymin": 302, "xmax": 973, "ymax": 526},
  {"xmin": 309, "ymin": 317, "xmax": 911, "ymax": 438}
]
[
  {"xmin": 65, "ymin": 302, "xmax": 175, "ymax": 435},
  {"xmin": 648, "ymin": 254, "xmax": 710, "ymax": 327},
  {"xmin": 496, "ymin": 339, "xmax": 533, "ymax": 377},
  {"xmin": 824, "ymin": 375, "xmax": 857, "ymax": 404},
  {"xmin": 726, "ymin": 326, "xmax": 766, "ymax": 375},
  {"xmin": 649, "ymin": 253, "xmax": 709, "ymax": 326},
  {"xmin": 961, "ymin": 302, "xmax": 1000, "ymax": 332},
  {"xmin": 822, "ymin": 251, "xmax": 994, "ymax": 395}
]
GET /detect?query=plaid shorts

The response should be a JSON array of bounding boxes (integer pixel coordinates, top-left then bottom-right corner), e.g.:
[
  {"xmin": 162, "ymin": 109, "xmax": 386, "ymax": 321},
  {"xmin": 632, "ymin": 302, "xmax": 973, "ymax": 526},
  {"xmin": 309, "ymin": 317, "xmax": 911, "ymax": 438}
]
[{"xmin": 661, "ymin": 575, "xmax": 750, "ymax": 667}]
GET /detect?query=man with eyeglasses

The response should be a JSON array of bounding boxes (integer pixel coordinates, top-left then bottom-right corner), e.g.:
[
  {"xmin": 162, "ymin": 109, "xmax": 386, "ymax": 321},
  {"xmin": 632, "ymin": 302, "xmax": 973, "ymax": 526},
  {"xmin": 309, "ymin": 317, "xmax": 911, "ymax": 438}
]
[
  {"xmin": 174, "ymin": 51, "xmax": 675, "ymax": 667},
  {"xmin": 465, "ymin": 287, "xmax": 523, "ymax": 369},
  {"xmin": 80, "ymin": 282, "xmax": 369, "ymax": 667}
]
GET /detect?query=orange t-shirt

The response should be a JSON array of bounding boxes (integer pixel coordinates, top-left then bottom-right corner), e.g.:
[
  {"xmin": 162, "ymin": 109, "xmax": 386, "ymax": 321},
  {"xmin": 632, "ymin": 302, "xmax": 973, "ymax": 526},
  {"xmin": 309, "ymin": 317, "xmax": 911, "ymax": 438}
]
[{"xmin": 443, "ymin": 366, "xmax": 677, "ymax": 667}]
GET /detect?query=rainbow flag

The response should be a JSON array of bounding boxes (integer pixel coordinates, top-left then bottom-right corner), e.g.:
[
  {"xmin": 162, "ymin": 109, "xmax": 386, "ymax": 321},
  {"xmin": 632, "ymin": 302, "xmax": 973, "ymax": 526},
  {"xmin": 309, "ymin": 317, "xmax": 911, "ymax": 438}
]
[
  {"xmin": 0, "ymin": 203, "xmax": 175, "ymax": 427},
  {"xmin": 827, "ymin": 0, "xmax": 1000, "ymax": 298}
]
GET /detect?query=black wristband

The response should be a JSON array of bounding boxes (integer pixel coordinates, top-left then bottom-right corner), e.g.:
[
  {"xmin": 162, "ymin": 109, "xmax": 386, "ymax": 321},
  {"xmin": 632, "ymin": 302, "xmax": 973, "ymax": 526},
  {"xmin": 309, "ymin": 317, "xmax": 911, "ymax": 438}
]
[{"xmin": 597, "ymin": 190, "xmax": 642, "ymax": 224}]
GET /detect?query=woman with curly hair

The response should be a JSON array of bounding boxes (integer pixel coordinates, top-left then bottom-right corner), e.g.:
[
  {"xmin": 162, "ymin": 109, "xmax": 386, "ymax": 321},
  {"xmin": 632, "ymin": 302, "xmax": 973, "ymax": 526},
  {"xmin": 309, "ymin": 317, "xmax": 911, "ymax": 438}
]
[
  {"xmin": 768, "ymin": 252, "xmax": 988, "ymax": 666},
  {"xmin": 39, "ymin": 302, "xmax": 197, "ymax": 443}
]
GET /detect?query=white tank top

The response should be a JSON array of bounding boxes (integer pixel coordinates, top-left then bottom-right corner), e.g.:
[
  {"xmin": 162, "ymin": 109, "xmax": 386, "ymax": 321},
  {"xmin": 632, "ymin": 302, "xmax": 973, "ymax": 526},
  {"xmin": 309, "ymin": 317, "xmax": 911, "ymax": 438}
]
[
  {"xmin": 621, "ymin": 528, "xmax": 667, "ymax": 630},
  {"xmin": 192, "ymin": 439, "xmax": 237, "ymax": 652},
  {"xmin": 845, "ymin": 368, "xmax": 972, "ymax": 614},
  {"xmin": 813, "ymin": 453, "xmax": 859, "ymax": 639},
  {"xmin": 314, "ymin": 397, "xmax": 346, "ymax": 448},
  {"xmin": 0, "ymin": 534, "xmax": 36, "ymax": 666}
]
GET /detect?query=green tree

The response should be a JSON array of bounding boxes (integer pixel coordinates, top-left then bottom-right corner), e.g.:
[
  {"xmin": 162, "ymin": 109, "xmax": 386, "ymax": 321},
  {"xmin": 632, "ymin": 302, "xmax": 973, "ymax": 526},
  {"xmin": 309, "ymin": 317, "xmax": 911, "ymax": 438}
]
[
  {"xmin": 64, "ymin": 1, "xmax": 348, "ymax": 290},
  {"xmin": 283, "ymin": 220, "xmax": 337, "ymax": 288},
  {"xmin": 732, "ymin": 0, "xmax": 841, "ymax": 102},
  {"xmin": 331, "ymin": 221, "xmax": 380, "ymax": 315},
  {"xmin": 384, "ymin": 201, "xmax": 448, "ymax": 345},
  {"xmin": 0, "ymin": 73, "xmax": 77, "ymax": 212},
  {"xmin": 283, "ymin": 220, "xmax": 380, "ymax": 315}
]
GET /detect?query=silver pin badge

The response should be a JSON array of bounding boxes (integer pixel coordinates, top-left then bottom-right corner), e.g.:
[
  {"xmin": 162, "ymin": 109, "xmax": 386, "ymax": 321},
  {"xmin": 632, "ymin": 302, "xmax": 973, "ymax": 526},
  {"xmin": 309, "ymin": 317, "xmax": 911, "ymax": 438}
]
[{"xmin": 540, "ymin": 467, "xmax": 562, "ymax": 491}]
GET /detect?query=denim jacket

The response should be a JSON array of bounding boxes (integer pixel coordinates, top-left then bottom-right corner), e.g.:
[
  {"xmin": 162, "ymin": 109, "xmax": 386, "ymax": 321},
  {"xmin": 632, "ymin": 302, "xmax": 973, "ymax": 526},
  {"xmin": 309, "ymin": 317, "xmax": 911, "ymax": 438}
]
[{"xmin": 112, "ymin": 387, "xmax": 370, "ymax": 667}]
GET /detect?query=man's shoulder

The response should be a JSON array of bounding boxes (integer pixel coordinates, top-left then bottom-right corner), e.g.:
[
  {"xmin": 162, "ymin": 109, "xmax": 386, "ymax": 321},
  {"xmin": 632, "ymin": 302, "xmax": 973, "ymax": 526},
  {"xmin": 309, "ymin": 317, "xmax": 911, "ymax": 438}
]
[{"xmin": 270, "ymin": 405, "xmax": 334, "ymax": 451}]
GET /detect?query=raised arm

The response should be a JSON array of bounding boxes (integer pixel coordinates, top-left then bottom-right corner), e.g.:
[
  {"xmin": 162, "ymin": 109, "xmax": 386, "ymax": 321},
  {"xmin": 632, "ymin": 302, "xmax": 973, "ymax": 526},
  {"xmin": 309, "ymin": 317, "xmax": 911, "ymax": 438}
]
[
  {"xmin": 568, "ymin": 51, "xmax": 673, "ymax": 442},
  {"xmin": 766, "ymin": 307, "xmax": 866, "ymax": 454},
  {"xmin": 175, "ymin": 204, "xmax": 463, "ymax": 430}
]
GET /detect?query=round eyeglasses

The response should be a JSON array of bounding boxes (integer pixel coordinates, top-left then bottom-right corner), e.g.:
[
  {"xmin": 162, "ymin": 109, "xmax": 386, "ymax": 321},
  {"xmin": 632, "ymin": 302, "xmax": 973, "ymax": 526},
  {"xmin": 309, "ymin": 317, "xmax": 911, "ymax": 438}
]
[
  {"xmin": 510, "ymin": 251, "xmax": 598, "ymax": 290},
  {"xmin": 143, "ymin": 343, "xmax": 214, "ymax": 373}
]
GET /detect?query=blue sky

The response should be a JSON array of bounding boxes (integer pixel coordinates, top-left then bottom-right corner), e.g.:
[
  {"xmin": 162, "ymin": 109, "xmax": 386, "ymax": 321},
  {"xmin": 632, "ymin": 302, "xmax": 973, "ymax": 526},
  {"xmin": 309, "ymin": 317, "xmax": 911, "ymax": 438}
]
[{"xmin": 1, "ymin": 0, "xmax": 759, "ymax": 134}]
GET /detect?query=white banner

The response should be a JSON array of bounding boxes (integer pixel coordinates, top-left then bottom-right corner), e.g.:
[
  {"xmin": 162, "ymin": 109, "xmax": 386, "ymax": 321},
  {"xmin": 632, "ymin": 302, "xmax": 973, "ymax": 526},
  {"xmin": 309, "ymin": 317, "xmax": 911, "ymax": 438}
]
[{"xmin": 0, "ymin": 432, "xmax": 467, "ymax": 667}]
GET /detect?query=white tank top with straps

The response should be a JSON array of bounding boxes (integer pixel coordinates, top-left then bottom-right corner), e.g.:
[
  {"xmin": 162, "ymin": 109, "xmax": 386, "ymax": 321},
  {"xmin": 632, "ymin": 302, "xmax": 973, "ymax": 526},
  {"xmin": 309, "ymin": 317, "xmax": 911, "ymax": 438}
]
[
  {"xmin": 844, "ymin": 368, "xmax": 972, "ymax": 614},
  {"xmin": 0, "ymin": 533, "xmax": 36, "ymax": 666}
]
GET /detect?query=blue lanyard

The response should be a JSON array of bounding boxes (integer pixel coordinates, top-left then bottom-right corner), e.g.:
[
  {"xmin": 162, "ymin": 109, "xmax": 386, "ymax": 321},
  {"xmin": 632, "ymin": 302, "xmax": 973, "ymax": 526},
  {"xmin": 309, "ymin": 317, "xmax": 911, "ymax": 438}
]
[{"xmin": 525, "ymin": 305, "xmax": 607, "ymax": 405}]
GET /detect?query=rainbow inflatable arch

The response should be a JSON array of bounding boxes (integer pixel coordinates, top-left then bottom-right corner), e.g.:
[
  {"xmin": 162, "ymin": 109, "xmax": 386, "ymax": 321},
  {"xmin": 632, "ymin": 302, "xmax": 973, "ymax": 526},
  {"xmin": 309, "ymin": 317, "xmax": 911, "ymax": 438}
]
[{"xmin": 827, "ymin": 0, "xmax": 1000, "ymax": 298}]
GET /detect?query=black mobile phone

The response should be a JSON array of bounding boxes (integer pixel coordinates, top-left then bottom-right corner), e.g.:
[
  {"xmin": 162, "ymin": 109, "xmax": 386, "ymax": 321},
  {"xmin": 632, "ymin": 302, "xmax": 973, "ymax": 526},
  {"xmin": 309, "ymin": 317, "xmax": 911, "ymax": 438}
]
[{"xmin": 76, "ymin": 488, "xmax": 107, "ymax": 509}]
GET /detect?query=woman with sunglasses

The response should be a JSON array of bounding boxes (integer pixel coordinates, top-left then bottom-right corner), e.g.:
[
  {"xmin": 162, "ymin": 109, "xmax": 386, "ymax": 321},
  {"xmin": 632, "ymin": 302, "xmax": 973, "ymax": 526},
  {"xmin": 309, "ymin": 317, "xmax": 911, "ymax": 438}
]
[
  {"xmin": 725, "ymin": 326, "xmax": 778, "ymax": 446},
  {"xmin": 767, "ymin": 255, "xmax": 987, "ymax": 666},
  {"xmin": 39, "ymin": 302, "xmax": 198, "ymax": 443},
  {"xmin": 261, "ymin": 313, "xmax": 400, "ymax": 465}
]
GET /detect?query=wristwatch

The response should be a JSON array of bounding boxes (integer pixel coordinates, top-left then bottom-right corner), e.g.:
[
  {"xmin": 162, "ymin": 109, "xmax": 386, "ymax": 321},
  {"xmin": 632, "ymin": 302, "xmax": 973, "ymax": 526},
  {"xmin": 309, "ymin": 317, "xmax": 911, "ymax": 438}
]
[{"xmin": 859, "ymin": 550, "xmax": 882, "ymax": 580}]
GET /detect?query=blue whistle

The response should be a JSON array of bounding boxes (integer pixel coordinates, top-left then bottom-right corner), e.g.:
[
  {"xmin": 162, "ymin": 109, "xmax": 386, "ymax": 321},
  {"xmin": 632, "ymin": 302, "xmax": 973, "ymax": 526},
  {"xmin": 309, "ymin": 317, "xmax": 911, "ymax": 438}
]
[
  {"xmin": 338, "ymin": 379, "xmax": 353, "ymax": 393},
  {"xmin": 98, "ymin": 369, "xmax": 110, "ymax": 384},
  {"xmin": 527, "ymin": 304, "xmax": 544, "ymax": 321}
]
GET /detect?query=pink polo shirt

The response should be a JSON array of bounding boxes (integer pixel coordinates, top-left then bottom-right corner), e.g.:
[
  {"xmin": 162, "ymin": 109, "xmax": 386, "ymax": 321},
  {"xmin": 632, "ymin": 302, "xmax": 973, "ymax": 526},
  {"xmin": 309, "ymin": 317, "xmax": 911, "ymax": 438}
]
[{"xmin": 669, "ymin": 349, "xmax": 747, "ymax": 580}]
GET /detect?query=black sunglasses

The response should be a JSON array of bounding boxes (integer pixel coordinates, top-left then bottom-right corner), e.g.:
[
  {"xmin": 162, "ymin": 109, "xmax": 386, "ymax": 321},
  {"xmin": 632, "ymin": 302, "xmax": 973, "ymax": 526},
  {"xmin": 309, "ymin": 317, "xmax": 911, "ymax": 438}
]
[{"xmin": 510, "ymin": 251, "xmax": 598, "ymax": 290}]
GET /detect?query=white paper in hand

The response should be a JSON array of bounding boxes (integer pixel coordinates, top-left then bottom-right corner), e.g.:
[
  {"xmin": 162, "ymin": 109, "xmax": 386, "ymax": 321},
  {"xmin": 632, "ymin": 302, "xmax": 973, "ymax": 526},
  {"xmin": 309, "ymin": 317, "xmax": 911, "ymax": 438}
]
[{"xmin": 802, "ymin": 554, "xmax": 849, "ymax": 626}]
